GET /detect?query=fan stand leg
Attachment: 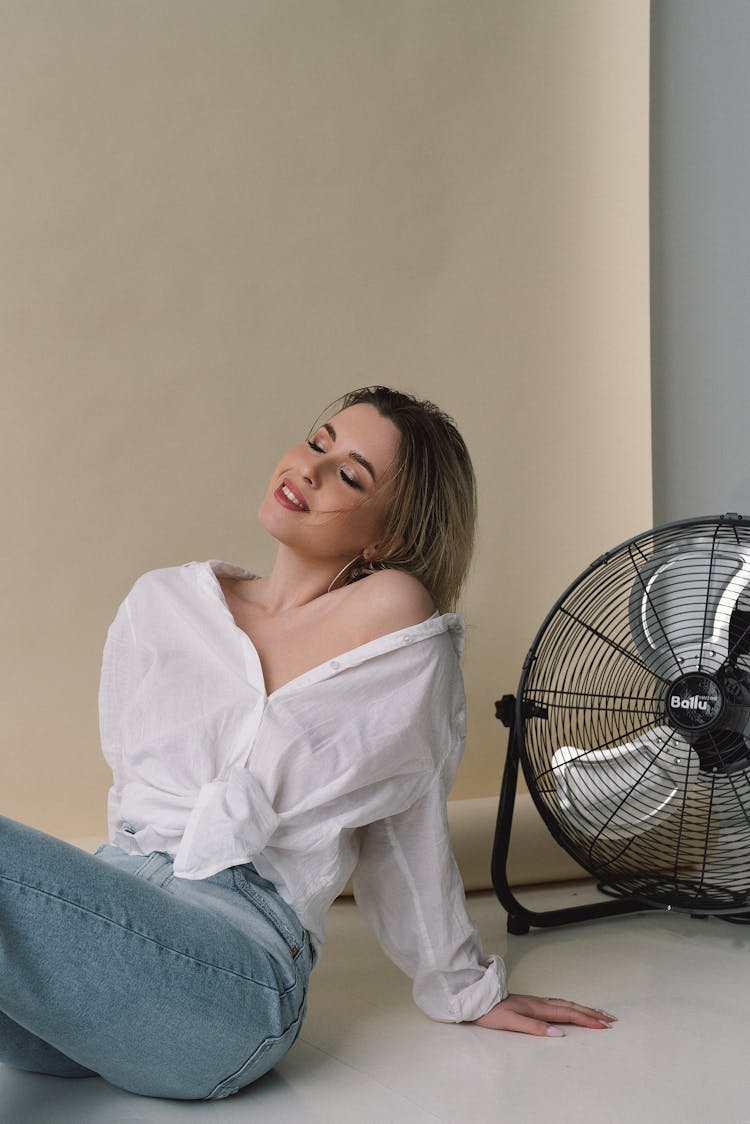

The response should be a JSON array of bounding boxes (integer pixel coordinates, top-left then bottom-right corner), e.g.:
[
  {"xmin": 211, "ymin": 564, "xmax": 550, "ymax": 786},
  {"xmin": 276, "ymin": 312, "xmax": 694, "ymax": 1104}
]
[
  {"xmin": 491, "ymin": 720, "xmax": 534, "ymax": 934},
  {"xmin": 491, "ymin": 706, "xmax": 655, "ymax": 932}
]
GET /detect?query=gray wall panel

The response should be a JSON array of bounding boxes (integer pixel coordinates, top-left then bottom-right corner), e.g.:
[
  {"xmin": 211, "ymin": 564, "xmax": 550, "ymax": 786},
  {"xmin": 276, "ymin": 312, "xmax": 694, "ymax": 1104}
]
[{"xmin": 651, "ymin": 0, "xmax": 750, "ymax": 523}]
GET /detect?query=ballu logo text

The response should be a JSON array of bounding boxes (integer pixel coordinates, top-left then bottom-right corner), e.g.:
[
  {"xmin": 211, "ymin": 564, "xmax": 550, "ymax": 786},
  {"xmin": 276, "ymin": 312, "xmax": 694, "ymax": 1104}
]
[{"xmin": 670, "ymin": 695, "xmax": 712, "ymax": 712}]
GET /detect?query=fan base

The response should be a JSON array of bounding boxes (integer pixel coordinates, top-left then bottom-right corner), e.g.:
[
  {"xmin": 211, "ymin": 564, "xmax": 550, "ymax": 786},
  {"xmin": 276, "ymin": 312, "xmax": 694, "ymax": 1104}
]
[{"xmin": 598, "ymin": 876, "xmax": 750, "ymax": 916}]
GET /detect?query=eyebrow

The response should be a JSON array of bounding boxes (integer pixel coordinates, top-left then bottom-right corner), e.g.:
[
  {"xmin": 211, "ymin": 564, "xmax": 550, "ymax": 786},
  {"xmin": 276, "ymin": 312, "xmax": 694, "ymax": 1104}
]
[{"xmin": 322, "ymin": 422, "xmax": 377, "ymax": 483}]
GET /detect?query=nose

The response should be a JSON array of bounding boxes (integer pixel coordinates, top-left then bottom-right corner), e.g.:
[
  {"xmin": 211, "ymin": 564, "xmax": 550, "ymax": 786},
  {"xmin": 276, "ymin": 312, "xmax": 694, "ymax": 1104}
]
[{"xmin": 300, "ymin": 443, "xmax": 322, "ymax": 488}]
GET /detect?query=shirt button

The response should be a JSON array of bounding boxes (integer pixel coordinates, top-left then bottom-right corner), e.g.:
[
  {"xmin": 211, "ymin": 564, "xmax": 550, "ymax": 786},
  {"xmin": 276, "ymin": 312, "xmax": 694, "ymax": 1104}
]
[
  {"xmin": 402, "ymin": 635, "xmax": 412, "ymax": 644},
  {"xmin": 330, "ymin": 660, "xmax": 341, "ymax": 669}
]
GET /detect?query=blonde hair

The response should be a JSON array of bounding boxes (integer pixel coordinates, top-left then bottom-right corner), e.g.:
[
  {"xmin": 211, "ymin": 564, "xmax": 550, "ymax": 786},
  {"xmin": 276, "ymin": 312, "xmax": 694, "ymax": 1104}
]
[{"xmin": 309, "ymin": 386, "xmax": 477, "ymax": 614}]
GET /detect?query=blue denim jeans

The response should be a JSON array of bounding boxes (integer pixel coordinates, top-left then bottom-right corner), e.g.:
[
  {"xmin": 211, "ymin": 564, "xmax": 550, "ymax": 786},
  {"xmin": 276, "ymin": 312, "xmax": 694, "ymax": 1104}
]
[{"xmin": 0, "ymin": 815, "xmax": 315, "ymax": 1100}]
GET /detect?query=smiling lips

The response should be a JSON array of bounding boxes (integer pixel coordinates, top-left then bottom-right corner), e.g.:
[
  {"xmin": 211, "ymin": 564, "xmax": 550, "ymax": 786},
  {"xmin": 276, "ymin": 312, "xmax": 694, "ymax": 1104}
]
[{"xmin": 275, "ymin": 479, "xmax": 309, "ymax": 512}]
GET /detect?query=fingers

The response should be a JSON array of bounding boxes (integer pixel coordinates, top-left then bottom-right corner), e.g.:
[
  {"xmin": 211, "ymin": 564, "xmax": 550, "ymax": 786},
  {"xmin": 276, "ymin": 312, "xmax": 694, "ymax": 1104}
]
[
  {"xmin": 511, "ymin": 994, "xmax": 617, "ymax": 1028},
  {"xmin": 496, "ymin": 1010, "xmax": 567, "ymax": 1038},
  {"xmin": 544, "ymin": 996, "xmax": 617, "ymax": 1020},
  {"xmin": 539, "ymin": 999, "xmax": 614, "ymax": 1030},
  {"xmin": 473, "ymin": 1006, "xmax": 567, "ymax": 1037}
]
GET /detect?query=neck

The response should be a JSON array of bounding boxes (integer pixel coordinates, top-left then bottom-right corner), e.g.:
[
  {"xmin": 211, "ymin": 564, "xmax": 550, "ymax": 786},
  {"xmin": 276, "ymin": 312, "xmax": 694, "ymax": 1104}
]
[{"xmin": 254, "ymin": 545, "xmax": 353, "ymax": 615}]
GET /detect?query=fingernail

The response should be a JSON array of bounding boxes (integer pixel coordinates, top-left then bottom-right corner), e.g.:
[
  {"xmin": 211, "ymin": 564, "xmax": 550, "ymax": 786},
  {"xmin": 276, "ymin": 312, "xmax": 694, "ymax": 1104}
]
[
  {"xmin": 546, "ymin": 1026, "xmax": 565, "ymax": 1038},
  {"xmin": 597, "ymin": 1010, "xmax": 618, "ymax": 1021}
]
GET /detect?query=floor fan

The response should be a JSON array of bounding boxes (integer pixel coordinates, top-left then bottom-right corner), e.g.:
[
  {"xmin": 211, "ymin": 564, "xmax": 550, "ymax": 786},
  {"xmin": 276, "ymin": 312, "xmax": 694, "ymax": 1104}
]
[{"xmin": 492, "ymin": 513, "xmax": 750, "ymax": 933}]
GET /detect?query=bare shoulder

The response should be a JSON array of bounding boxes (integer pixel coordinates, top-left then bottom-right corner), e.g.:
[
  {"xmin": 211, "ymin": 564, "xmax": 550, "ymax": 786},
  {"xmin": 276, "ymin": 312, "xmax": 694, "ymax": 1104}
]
[
  {"xmin": 346, "ymin": 569, "xmax": 436, "ymax": 644},
  {"xmin": 217, "ymin": 572, "xmax": 258, "ymax": 604}
]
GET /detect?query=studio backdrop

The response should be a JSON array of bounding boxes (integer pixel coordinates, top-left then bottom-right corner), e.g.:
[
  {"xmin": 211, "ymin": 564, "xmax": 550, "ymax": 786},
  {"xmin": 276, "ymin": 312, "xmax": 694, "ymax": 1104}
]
[{"xmin": 1, "ymin": 0, "xmax": 651, "ymax": 889}]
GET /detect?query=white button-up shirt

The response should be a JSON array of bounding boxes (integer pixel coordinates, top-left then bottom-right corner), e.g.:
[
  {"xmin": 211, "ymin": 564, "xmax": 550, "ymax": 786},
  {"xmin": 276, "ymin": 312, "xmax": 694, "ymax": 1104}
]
[{"xmin": 98, "ymin": 560, "xmax": 508, "ymax": 1022}]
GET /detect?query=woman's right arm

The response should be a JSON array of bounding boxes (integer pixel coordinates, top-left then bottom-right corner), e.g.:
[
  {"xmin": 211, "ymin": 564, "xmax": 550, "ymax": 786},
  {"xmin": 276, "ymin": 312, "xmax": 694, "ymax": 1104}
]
[{"xmin": 99, "ymin": 597, "xmax": 132, "ymax": 768}]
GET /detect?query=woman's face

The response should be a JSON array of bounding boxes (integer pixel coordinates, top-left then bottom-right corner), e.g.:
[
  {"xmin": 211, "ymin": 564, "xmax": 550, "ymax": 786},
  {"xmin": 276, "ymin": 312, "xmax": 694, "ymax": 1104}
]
[{"xmin": 258, "ymin": 403, "xmax": 402, "ymax": 566}]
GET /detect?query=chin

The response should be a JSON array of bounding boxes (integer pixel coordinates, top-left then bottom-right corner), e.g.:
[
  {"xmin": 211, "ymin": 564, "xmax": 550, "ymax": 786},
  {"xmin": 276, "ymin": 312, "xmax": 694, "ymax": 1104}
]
[
  {"xmin": 257, "ymin": 497, "xmax": 302, "ymax": 548},
  {"xmin": 257, "ymin": 495, "xmax": 279, "ymax": 535}
]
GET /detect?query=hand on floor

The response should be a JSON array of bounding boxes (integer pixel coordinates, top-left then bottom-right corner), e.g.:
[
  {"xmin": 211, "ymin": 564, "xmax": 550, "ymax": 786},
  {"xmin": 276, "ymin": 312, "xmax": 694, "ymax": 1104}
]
[{"xmin": 471, "ymin": 993, "xmax": 617, "ymax": 1037}]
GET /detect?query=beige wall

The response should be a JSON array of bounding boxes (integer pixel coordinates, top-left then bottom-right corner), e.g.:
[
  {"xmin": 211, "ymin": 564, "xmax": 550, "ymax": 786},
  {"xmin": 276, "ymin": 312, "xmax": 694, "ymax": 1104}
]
[{"xmin": 1, "ymin": 1, "xmax": 651, "ymax": 877}]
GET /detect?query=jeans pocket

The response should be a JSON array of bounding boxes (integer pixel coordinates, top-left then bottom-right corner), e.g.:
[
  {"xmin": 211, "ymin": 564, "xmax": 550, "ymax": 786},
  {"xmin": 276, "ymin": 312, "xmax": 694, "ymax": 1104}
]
[
  {"xmin": 90, "ymin": 843, "xmax": 155, "ymax": 878},
  {"xmin": 203, "ymin": 992, "xmax": 308, "ymax": 1101},
  {"xmin": 230, "ymin": 867, "xmax": 307, "ymax": 963}
]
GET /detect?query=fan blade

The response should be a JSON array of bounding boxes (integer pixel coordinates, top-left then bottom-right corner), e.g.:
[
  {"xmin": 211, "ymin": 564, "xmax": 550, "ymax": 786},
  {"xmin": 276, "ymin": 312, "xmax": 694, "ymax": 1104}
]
[
  {"xmin": 729, "ymin": 606, "xmax": 750, "ymax": 662},
  {"xmin": 695, "ymin": 769, "xmax": 750, "ymax": 833},
  {"xmin": 551, "ymin": 725, "xmax": 696, "ymax": 842},
  {"xmin": 628, "ymin": 537, "xmax": 750, "ymax": 678}
]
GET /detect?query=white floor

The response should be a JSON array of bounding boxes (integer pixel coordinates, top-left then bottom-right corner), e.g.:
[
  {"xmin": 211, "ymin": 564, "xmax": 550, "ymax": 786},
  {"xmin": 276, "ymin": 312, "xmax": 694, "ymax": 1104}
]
[{"xmin": 2, "ymin": 879, "xmax": 749, "ymax": 1124}]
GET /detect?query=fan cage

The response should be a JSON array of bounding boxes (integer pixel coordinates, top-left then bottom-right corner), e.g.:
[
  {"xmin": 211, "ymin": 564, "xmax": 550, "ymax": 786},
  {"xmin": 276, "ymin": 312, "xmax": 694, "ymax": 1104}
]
[{"xmin": 516, "ymin": 513, "xmax": 750, "ymax": 915}]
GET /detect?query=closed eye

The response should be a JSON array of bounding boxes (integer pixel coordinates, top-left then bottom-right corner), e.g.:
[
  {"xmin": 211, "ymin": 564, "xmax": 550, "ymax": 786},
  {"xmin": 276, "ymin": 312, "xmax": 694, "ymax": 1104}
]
[
  {"xmin": 307, "ymin": 440, "xmax": 363, "ymax": 490},
  {"xmin": 341, "ymin": 472, "xmax": 363, "ymax": 491}
]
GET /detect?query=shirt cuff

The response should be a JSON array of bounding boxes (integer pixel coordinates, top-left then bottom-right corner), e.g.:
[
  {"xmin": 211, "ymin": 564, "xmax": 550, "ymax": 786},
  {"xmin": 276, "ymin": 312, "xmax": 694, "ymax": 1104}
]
[{"xmin": 447, "ymin": 955, "xmax": 510, "ymax": 1023}]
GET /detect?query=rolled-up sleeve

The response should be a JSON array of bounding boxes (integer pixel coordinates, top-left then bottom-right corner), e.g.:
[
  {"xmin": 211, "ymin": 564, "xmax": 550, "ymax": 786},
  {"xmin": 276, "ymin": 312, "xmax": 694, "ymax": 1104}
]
[{"xmin": 352, "ymin": 772, "xmax": 508, "ymax": 1023}]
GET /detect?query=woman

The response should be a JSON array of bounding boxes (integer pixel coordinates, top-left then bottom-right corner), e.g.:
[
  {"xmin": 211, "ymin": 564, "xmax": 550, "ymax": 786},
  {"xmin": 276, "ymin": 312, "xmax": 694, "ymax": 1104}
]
[{"xmin": 0, "ymin": 386, "xmax": 614, "ymax": 1102}]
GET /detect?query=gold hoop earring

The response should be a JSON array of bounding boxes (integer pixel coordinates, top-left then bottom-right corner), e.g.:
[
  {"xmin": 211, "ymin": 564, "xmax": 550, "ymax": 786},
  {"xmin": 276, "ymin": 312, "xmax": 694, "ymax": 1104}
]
[
  {"xmin": 327, "ymin": 556, "xmax": 360, "ymax": 594},
  {"xmin": 327, "ymin": 554, "xmax": 381, "ymax": 594}
]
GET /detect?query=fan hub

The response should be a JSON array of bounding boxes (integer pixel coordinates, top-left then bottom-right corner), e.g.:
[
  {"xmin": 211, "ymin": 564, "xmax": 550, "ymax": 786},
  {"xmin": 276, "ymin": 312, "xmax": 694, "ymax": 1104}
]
[{"xmin": 665, "ymin": 672, "xmax": 725, "ymax": 733}]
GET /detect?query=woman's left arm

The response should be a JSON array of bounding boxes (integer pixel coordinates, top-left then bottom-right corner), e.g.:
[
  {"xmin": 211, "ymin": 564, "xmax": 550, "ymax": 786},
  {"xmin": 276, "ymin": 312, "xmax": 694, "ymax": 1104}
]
[
  {"xmin": 352, "ymin": 595, "xmax": 617, "ymax": 1033},
  {"xmin": 353, "ymin": 778, "xmax": 617, "ymax": 1032},
  {"xmin": 352, "ymin": 773, "xmax": 509, "ymax": 1023}
]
